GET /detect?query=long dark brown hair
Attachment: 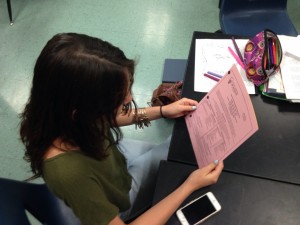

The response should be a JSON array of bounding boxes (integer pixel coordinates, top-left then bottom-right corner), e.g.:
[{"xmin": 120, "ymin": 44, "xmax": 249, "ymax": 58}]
[{"xmin": 20, "ymin": 33, "xmax": 136, "ymax": 178}]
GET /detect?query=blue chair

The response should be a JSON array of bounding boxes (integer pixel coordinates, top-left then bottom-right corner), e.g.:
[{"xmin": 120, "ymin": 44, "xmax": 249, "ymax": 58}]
[
  {"xmin": 0, "ymin": 177, "xmax": 81, "ymax": 225},
  {"xmin": 219, "ymin": 0, "xmax": 298, "ymax": 37}
]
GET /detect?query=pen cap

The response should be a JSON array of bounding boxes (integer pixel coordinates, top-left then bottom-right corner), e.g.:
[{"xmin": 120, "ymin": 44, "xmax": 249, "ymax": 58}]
[{"xmin": 244, "ymin": 29, "xmax": 282, "ymax": 86}]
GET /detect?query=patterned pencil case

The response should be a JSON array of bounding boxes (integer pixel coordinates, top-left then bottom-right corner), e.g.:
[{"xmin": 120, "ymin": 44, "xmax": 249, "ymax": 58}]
[{"xmin": 244, "ymin": 29, "xmax": 282, "ymax": 86}]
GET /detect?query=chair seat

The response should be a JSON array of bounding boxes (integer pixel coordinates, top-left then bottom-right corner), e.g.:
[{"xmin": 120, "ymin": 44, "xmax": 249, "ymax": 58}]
[
  {"xmin": 0, "ymin": 178, "xmax": 81, "ymax": 225},
  {"xmin": 220, "ymin": 10, "xmax": 298, "ymax": 37}
]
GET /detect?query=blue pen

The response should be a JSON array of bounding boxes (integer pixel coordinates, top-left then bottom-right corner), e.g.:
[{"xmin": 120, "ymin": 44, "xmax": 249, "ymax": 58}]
[{"xmin": 207, "ymin": 71, "xmax": 223, "ymax": 79}]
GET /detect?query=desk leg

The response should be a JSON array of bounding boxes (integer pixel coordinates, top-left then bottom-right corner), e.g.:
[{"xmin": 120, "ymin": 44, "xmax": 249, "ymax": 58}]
[{"xmin": 6, "ymin": 0, "xmax": 13, "ymax": 25}]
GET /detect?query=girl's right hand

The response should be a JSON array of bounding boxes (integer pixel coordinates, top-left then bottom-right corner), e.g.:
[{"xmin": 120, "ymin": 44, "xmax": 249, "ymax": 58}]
[{"xmin": 184, "ymin": 160, "xmax": 224, "ymax": 192}]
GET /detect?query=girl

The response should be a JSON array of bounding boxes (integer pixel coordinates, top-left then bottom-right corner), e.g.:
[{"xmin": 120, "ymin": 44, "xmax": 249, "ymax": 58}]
[{"xmin": 20, "ymin": 33, "xmax": 223, "ymax": 225}]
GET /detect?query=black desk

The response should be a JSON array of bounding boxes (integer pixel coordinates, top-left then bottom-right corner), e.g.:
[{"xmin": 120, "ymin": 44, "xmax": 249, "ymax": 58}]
[
  {"xmin": 168, "ymin": 31, "xmax": 300, "ymax": 185},
  {"xmin": 153, "ymin": 160, "xmax": 300, "ymax": 225}
]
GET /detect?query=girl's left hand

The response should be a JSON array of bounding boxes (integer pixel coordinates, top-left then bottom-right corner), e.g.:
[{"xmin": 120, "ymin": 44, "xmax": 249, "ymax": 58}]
[{"xmin": 161, "ymin": 98, "xmax": 198, "ymax": 119}]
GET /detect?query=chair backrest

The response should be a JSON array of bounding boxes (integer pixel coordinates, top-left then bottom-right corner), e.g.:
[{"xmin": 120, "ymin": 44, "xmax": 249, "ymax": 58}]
[
  {"xmin": 219, "ymin": 0, "xmax": 298, "ymax": 36},
  {"xmin": 220, "ymin": 0, "xmax": 287, "ymax": 13},
  {"xmin": 0, "ymin": 178, "xmax": 81, "ymax": 225}
]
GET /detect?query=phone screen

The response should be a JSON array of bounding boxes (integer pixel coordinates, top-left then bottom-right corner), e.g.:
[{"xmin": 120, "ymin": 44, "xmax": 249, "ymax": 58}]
[{"xmin": 181, "ymin": 195, "xmax": 217, "ymax": 224}]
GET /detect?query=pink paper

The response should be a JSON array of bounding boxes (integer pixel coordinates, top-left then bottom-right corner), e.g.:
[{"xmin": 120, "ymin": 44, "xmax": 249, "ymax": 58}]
[{"xmin": 185, "ymin": 64, "xmax": 258, "ymax": 168}]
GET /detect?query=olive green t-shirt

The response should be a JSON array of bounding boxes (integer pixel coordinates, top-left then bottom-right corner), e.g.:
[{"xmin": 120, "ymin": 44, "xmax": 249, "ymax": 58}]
[{"xmin": 43, "ymin": 144, "xmax": 132, "ymax": 225}]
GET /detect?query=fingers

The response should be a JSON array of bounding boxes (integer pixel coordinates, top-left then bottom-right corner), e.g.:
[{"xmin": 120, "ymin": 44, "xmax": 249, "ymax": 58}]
[
  {"xmin": 214, "ymin": 160, "xmax": 224, "ymax": 173},
  {"xmin": 203, "ymin": 160, "xmax": 224, "ymax": 185},
  {"xmin": 187, "ymin": 160, "xmax": 224, "ymax": 190},
  {"xmin": 202, "ymin": 160, "xmax": 224, "ymax": 175},
  {"xmin": 178, "ymin": 98, "xmax": 198, "ymax": 112},
  {"xmin": 183, "ymin": 105, "xmax": 197, "ymax": 112},
  {"xmin": 202, "ymin": 161, "xmax": 218, "ymax": 173},
  {"xmin": 180, "ymin": 97, "xmax": 198, "ymax": 106}
]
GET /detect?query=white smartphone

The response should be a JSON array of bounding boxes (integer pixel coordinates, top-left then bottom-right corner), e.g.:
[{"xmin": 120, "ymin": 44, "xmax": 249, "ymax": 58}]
[{"xmin": 176, "ymin": 192, "xmax": 221, "ymax": 225}]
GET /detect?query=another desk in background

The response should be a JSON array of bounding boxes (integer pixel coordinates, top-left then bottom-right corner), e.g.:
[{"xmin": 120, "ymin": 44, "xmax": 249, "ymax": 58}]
[{"xmin": 152, "ymin": 31, "xmax": 300, "ymax": 225}]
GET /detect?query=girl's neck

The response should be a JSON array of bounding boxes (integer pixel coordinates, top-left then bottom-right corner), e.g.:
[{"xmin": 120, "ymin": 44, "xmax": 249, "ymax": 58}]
[{"xmin": 44, "ymin": 138, "xmax": 80, "ymax": 159}]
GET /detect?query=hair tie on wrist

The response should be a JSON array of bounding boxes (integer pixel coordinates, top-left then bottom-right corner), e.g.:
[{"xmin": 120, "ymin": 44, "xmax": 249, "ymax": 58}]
[{"xmin": 160, "ymin": 105, "xmax": 166, "ymax": 118}]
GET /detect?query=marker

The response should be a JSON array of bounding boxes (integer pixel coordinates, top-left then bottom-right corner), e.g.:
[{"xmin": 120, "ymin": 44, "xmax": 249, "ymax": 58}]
[
  {"xmin": 269, "ymin": 39, "xmax": 274, "ymax": 66},
  {"xmin": 228, "ymin": 46, "xmax": 245, "ymax": 69},
  {"xmin": 204, "ymin": 73, "xmax": 220, "ymax": 82},
  {"xmin": 272, "ymin": 38, "xmax": 277, "ymax": 65},
  {"xmin": 231, "ymin": 37, "xmax": 244, "ymax": 62},
  {"xmin": 263, "ymin": 54, "xmax": 267, "ymax": 69},
  {"xmin": 207, "ymin": 71, "xmax": 223, "ymax": 78},
  {"xmin": 266, "ymin": 38, "xmax": 271, "ymax": 69}
]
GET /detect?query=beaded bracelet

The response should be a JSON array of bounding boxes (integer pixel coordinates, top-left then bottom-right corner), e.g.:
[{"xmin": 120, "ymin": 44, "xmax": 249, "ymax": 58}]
[{"xmin": 133, "ymin": 108, "xmax": 151, "ymax": 129}]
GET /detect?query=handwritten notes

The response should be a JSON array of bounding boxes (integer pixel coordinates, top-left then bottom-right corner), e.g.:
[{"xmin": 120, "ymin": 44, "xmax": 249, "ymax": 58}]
[
  {"xmin": 194, "ymin": 39, "xmax": 255, "ymax": 94},
  {"xmin": 186, "ymin": 65, "xmax": 258, "ymax": 169}
]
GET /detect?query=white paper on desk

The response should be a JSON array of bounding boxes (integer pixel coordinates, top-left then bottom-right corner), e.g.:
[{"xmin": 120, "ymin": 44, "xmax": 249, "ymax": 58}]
[
  {"xmin": 194, "ymin": 39, "xmax": 255, "ymax": 94},
  {"xmin": 186, "ymin": 65, "xmax": 259, "ymax": 169},
  {"xmin": 278, "ymin": 35, "xmax": 300, "ymax": 58},
  {"xmin": 266, "ymin": 70, "xmax": 285, "ymax": 94},
  {"xmin": 281, "ymin": 51, "xmax": 300, "ymax": 100}
]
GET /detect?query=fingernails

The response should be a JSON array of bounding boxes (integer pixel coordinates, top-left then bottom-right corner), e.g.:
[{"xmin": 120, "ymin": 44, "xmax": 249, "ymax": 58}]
[
  {"xmin": 214, "ymin": 160, "xmax": 219, "ymax": 165},
  {"xmin": 192, "ymin": 106, "xmax": 197, "ymax": 110}
]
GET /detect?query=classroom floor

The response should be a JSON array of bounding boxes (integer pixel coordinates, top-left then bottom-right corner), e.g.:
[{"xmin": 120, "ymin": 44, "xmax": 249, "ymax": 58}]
[{"xmin": 1, "ymin": 0, "xmax": 300, "ymax": 182}]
